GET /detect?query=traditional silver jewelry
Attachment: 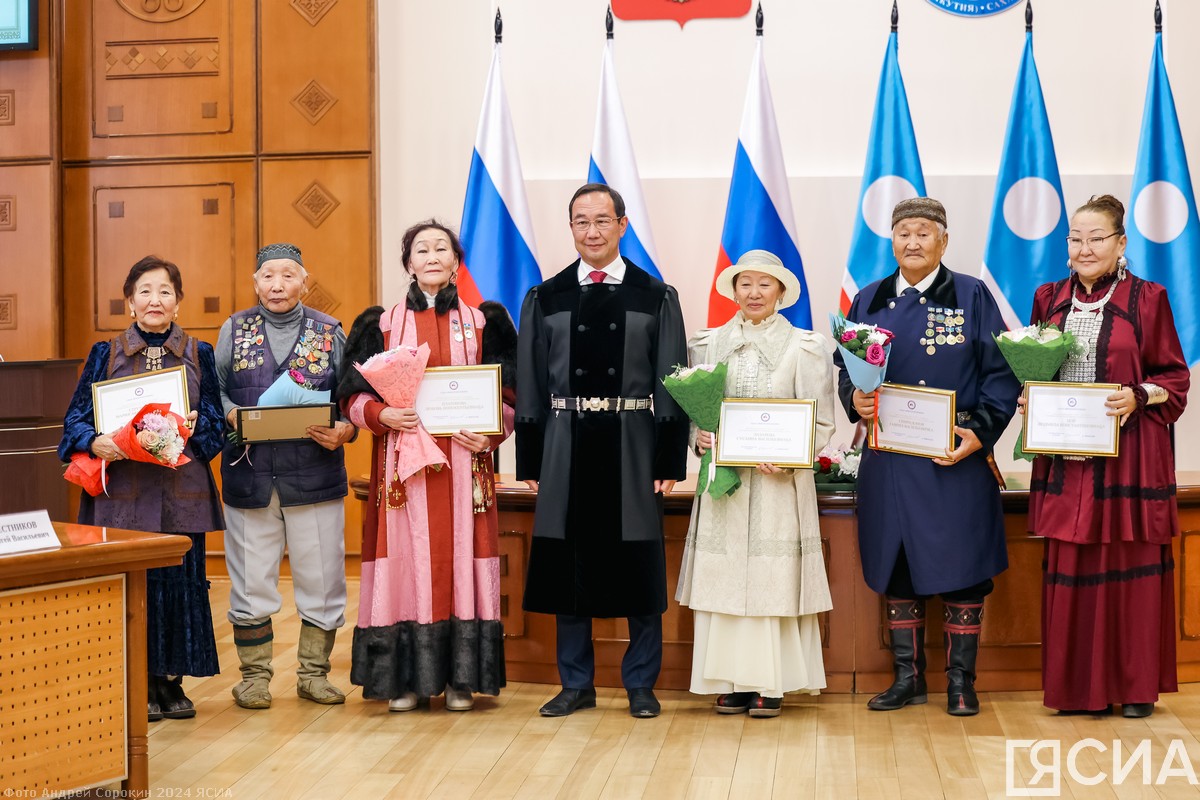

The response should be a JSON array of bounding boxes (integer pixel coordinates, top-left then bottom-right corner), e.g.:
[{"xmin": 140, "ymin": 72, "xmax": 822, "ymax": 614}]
[
  {"xmin": 145, "ymin": 346, "xmax": 165, "ymax": 371},
  {"xmin": 1116, "ymin": 255, "xmax": 1128, "ymax": 281}
]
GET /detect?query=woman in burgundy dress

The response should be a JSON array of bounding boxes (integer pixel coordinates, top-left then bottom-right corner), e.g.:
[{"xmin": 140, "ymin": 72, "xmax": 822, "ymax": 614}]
[{"xmin": 1025, "ymin": 195, "xmax": 1190, "ymax": 717}]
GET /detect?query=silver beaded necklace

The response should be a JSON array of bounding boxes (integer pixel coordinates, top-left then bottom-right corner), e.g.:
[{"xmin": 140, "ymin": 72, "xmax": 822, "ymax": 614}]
[{"xmin": 1059, "ymin": 274, "xmax": 1121, "ymax": 383}]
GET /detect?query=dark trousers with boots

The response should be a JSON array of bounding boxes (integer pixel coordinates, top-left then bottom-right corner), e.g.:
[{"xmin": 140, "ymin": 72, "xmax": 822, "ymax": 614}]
[{"xmin": 871, "ymin": 547, "xmax": 993, "ymax": 715}]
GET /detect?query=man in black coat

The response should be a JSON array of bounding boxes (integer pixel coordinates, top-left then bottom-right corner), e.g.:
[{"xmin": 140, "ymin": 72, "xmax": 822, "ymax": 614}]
[{"xmin": 516, "ymin": 183, "xmax": 689, "ymax": 718}]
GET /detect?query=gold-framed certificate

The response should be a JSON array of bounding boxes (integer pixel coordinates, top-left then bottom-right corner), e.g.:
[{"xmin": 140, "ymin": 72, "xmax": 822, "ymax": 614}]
[
  {"xmin": 92, "ymin": 365, "xmax": 190, "ymax": 434},
  {"xmin": 237, "ymin": 404, "xmax": 336, "ymax": 444},
  {"xmin": 414, "ymin": 364, "xmax": 504, "ymax": 437},
  {"xmin": 714, "ymin": 398, "xmax": 817, "ymax": 468},
  {"xmin": 869, "ymin": 383, "xmax": 956, "ymax": 459},
  {"xmin": 1022, "ymin": 381, "xmax": 1120, "ymax": 458}
]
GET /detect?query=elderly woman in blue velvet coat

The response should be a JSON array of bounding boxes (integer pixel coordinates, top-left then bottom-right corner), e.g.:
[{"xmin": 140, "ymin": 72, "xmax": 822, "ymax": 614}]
[
  {"xmin": 836, "ymin": 198, "xmax": 1020, "ymax": 717},
  {"xmin": 58, "ymin": 255, "xmax": 224, "ymax": 723}
]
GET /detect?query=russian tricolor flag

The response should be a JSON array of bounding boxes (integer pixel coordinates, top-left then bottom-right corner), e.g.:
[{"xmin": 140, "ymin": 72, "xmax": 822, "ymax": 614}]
[
  {"xmin": 707, "ymin": 36, "xmax": 811, "ymax": 329},
  {"xmin": 588, "ymin": 38, "xmax": 661, "ymax": 278},
  {"xmin": 459, "ymin": 43, "xmax": 541, "ymax": 325}
]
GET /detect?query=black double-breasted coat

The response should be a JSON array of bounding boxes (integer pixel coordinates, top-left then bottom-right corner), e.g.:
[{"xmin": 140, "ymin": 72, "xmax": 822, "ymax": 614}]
[{"xmin": 516, "ymin": 259, "xmax": 689, "ymax": 617}]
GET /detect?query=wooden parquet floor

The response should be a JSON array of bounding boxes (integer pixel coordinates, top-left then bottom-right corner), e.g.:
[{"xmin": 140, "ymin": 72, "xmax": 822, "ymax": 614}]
[{"xmin": 127, "ymin": 580, "xmax": 1200, "ymax": 799}]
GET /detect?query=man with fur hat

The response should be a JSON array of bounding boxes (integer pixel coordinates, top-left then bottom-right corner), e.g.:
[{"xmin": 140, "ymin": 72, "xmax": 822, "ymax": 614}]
[
  {"xmin": 516, "ymin": 183, "xmax": 689, "ymax": 719},
  {"xmin": 216, "ymin": 242, "xmax": 356, "ymax": 709},
  {"xmin": 835, "ymin": 198, "xmax": 1019, "ymax": 717}
]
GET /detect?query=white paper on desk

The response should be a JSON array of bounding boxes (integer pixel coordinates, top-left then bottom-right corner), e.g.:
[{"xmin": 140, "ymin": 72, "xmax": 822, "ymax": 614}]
[{"xmin": 0, "ymin": 510, "xmax": 60, "ymax": 555}]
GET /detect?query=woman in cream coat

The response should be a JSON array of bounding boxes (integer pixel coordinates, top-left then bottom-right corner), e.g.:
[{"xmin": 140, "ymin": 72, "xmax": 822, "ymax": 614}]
[{"xmin": 677, "ymin": 250, "xmax": 835, "ymax": 718}]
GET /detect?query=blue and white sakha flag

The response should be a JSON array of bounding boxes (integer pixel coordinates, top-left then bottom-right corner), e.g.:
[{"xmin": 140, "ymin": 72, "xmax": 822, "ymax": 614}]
[
  {"xmin": 842, "ymin": 30, "xmax": 926, "ymax": 313},
  {"xmin": 459, "ymin": 43, "xmax": 541, "ymax": 326},
  {"xmin": 707, "ymin": 37, "xmax": 811, "ymax": 329},
  {"xmin": 980, "ymin": 31, "xmax": 1068, "ymax": 330},
  {"xmin": 1126, "ymin": 31, "xmax": 1200, "ymax": 367},
  {"xmin": 588, "ymin": 39, "xmax": 661, "ymax": 279}
]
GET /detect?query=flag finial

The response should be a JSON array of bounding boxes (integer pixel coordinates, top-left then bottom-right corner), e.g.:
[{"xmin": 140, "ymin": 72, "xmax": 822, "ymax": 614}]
[
  {"xmin": 1025, "ymin": 0, "xmax": 1032, "ymax": 32},
  {"xmin": 606, "ymin": 5, "xmax": 614, "ymax": 39},
  {"xmin": 755, "ymin": 2, "xmax": 763, "ymax": 36},
  {"xmin": 891, "ymin": 1, "xmax": 898, "ymax": 34},
  {"xmin": 1155, "ymin": 0, "xmax": 1162, "ymax": 33},
  {"xmin": 494, "ymin": 8, "xmax": 503, "ymax": 44}
]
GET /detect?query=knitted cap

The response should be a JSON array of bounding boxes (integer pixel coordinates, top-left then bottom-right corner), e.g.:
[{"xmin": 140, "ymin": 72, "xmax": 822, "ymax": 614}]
[{"xmin": 255, "ymin": 242, "xmax": 303, "ymax": 271}]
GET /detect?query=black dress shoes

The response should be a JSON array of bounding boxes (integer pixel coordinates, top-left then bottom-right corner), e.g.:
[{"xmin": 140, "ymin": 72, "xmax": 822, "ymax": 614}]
[
  {"xmin": 539, "ymin": 687, "xmax": 597, "ymax": 717},
  {"xmin": 627, "ymin": 688, "xmax": 660, "ymax": 719},
  {"xmin": 1122, "ymin": 703, "xmax": 1154, "ymax": 718}
]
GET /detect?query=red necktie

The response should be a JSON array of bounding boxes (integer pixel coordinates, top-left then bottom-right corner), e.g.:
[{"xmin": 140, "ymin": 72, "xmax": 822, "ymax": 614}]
[{"xmin": 588, "ymin": 270, "xmax": 607, "ymax": 284}]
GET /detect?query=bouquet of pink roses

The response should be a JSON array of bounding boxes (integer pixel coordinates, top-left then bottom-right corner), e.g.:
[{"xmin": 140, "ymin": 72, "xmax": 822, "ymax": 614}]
[
  {"xmin": 830, "ymin": 312, "xmax": 894, "ymax": 387},
  {"xmin": 65, "ymin": 402, "xmax": 192, "ymax": 496},
  {"xmin": 830, "ymin": 312, "xmax": 895, "ymax": 432},
  {"xmin": 354, "ymin": 342, "xmax": 447, "ymax": 481}
]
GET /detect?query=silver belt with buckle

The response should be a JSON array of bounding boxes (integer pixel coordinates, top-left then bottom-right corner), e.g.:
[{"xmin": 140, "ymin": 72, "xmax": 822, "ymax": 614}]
[{"xmin": 550, "ymin": 395, "xmax": 652, "ymax": 413}]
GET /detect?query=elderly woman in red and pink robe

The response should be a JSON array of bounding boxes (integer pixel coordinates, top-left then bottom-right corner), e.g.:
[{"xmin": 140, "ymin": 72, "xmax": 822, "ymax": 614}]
[{"xmin": 337, "ymin": 220, "xmax": 516, "ymax": 712}]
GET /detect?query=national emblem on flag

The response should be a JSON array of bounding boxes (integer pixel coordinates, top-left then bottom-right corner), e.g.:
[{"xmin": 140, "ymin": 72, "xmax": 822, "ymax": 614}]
[
  {"xmin": 980, "ymin": 26, "xmax": 1068, "ymax": 330},
  {"xmin": 842, "ymin": 25, "xmax": 926, "ymax": 313},
  {"xmin": 1125, "ymin": 22, "xmax": 1200, "ymax": 367}
]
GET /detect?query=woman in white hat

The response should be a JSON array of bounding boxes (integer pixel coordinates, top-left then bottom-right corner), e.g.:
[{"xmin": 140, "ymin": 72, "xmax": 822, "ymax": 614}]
[{"xmin": 676, "ymin": 249, "xmax": 835, "ymax": 717}]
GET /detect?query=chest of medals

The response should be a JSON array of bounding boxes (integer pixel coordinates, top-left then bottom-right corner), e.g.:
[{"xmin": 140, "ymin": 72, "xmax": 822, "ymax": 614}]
[{"xmin": 918, "ymin": 306, "xmax": 966, "ymax": 356}]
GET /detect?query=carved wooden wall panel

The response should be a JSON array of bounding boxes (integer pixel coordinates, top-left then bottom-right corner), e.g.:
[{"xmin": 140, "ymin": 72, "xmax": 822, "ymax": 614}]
[
  {"xmin": 61, "ymin": 0, "xmax": 255, "ymax": 160},
  {"xmin": 0, "ymin": 0, "xmax": 54, "ymax": 160},
  {"xmin": 0, "ymin": 165, "xmax": 56, "ymax": 360},
  {"xmin": 260, "ymin": 0, "xmax": 371, "ymax": 155},
  {"xmin": 62, "ymin": 161, "xmax": 257, "ymax": 357},
  {"xmin": 259, "ymin": 157, "xmax": 373, "ymax": 320}
]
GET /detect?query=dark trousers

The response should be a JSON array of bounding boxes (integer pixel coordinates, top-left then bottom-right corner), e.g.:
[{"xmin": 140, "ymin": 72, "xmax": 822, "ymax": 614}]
[
  {"xmin": 886, "ymin": 546, "xmax": 994, "ymax": 603},
  {"xmin": 555, "ymin": 613, "xmax": 663, "ymax": 690}
]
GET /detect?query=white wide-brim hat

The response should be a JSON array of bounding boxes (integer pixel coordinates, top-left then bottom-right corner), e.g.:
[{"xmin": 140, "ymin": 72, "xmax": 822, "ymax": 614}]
[{"xmin": 714, "ymin": 249, "xmax": 801, "ymax": 311}]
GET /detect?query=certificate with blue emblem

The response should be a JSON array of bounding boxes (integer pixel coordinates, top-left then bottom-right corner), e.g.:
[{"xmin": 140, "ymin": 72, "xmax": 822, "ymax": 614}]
[
  {"xmin": 869, "ymin": 383, "xmax": 955, "ymax": 459},
  {"xmin": 714, "ymin": 398, "xmax": 817, "ymax": 468},
  {"xmin": 92, "ymin": 366, "xmax": 190, "ymax": 434},
  {"xmin": 415, "ymin": 364, "xmax": 504, "ymax": 437},
  {"xmin": 1022, "ymin": 381, "xmax": 1120, "ymax": 458}
]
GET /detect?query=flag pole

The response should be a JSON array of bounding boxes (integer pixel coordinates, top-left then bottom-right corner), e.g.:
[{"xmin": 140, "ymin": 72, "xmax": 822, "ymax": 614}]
[
  {"xmin": 755, "ymin": 2, "xmax": 763, "ymax": 36},
  {"xmin": 891, "ymin": 1, "xmax": 898, "ymax": 35},
  {"xmin": 606, "ymin": 4, "xmax": 614, "ymax": 39},
  {"xmin": 494, "ymin": 7, "xmax": 502, "ymax": 44},
  {"xmin": 1155, "ymin": 0, "xmax": 1162, "ymax": 34},
  {"xmin": 1025, "ymin": 0, "xmax": 1032, "ymax": 32}
]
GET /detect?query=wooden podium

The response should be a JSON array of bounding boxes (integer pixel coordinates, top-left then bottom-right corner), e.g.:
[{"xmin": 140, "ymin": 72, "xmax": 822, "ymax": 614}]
[
  {"xmin": 0, "ymin": 522, "xmax": 190, "ymax": 798},
  {"xmin": 0, "ymin": 359, "xmax": 82, "ymax": 518}
]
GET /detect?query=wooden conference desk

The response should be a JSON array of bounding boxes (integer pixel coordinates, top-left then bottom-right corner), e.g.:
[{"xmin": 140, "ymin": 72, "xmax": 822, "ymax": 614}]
[
  {"xmin": 0, "ymin": 522, "xmax": 190, "ymax": 798},
  {"xmin": 357, "ymin": 472, "xmax": 1200, "ymax": 694}
]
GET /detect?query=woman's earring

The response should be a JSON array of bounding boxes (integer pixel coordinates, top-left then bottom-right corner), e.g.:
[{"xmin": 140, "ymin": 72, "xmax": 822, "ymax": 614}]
[
  {"xmin": 450, "ymin": 271, "xmax": 458, "ymax": 285},
  {"xmin": 130, "ymin": 308, "xmax": 136, "ymax": 318},
  {"xmin": 1116, "ymin": 255, "xmax": 1128, "ymax": 280}
]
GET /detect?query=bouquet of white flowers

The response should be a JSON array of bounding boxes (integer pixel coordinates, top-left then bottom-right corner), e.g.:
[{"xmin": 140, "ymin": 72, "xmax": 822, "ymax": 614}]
[{"xmin": 995, "ymin": 322, "xmax": 1078, "ymax": 461}]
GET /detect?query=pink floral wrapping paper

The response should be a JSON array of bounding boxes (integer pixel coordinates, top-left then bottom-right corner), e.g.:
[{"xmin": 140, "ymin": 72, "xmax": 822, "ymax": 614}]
[{"xmin": 354, "ymin": 342, "xmax": 448, "ymax": 480}]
